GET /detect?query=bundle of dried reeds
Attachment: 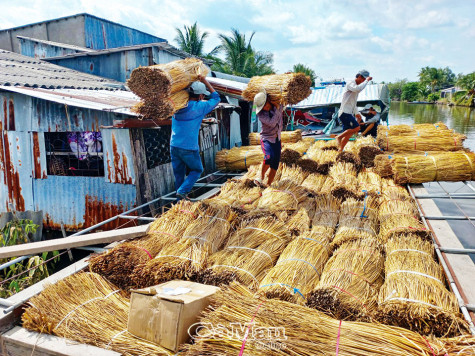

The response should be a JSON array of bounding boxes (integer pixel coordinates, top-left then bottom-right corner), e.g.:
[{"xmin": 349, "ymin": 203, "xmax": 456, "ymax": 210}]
[
  {"xmin": 22, "ymin": 272, "xmax": 171, "ymax": 356},
  {"xmin": 242, "ymin": 73, "xmax": 312, "ymax": 105},
  {"xmin": 127, "ymin": 58, "xmax": 209, "ymax": 101},
  {"xmin": 377, "ymin": 122, "xmax": 450, "ymax": 140},
  {"xmin": 378, "ymin": 198, "xmax": 418, "ymax": 222},
  {"xmin": 390, "ymin": 151, "xmax": 475, "ymax": 183},
  {"xmin": 215, "ymin": 145, "xmax": 264, "ymax": 171},
  {"xmin": 307, "ymin": 239, "xmax": 385, "ymax": 320},
  {"xmin": 278, "ymin": 164, "xmax": 308, "ymax": 185},
  {"xmin": 336, "ymin": 151, "xmax": 361, "ymax": 170},
  {"xmin": 381, "ymin": 178, "xmax": 411, "ymax": 201},
  {"xmin": 377, "ymin": 234, "xmax": 468, "ymax": 337},
  {"xmin": 328, "ymin": 162, "xmax": 361, "ymax": 201},
  {"xmin": 286, "ymin": 207, "xmax": 311, "ymax": 236},
  {"xmin": 301, "ymin": 173, "xmax": 334, "ymax": 194},
  {"xmin": 257, "ymin": 179, "xmax": 309, "ymax": 211},
  {"xmin": 313, "ymin": 194, "xmax": 341, "ymax": 226},
  {"xmin": 295, "ymin": 158, "xmax": 319, "ymax": 175},
  {"xmin": 131, "ymin": 90, "xmax": 189, "ymax": 119},
  {"xmin": 182, "ymin": 283, "xmax": 475, "ymax": 356},
  {"xmin": 379, "ymin": 214, "xmax": 429, "ymax": 243},
  {"xmin": 208, "ymin": 179, "xmax": 264, "ymax": 210},
  {"xmin": 378, "ymin": 133, "xmax": 466, "ymax": 153},
  {"xmin": 249, "ymin": 130, "xmax": 302, "ymax": 145},
  {"xmin": 259, "ymin": 228, "xmax": 332, "ymax": 304},
  {"xmin": 374, "ymin": 154, "xmax": 393, "ymax": 178},
  {"xmin": 352, "ymin": 136, "xmax": 382, "ymax": 167},
  {"xmin": 279, "ymin": 148, "xmax": 301, "ymax": 165},
  {"xmin": 357, "ymin": 171, "xmax": 382, "ymax": 195},
  {"xmin": 283, "ymin": 140, "xmax": 314, "ymax": 155}
]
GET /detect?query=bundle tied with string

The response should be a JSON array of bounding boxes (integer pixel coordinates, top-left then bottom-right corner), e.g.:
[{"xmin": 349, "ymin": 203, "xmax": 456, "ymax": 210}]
[
  {"xmin": 258, "ymin": 226, "xmax": 333, "ymax": 304},
  {"xmin": 307, "ymin": 238, "xmax": 385, "ymax": 321},
  {"xmin": 379, "ymin": 215, "xmax": 429, "ymax": 243},
  {"xmin": 182, "ymin": 283, "xmax": 475, "ymax": 356},
  {"xmin": 215, "ymin": 145, "xmax": 263, "ymax": 171},
  {"xmin": 306, "ymin": 148, "xmax": 338, "ymax": 175},
  {"xmin": 257, "ymin": 179, "xmax": 309, "ymax": 211},
  {"xmin": 280, "ymin": 148, "xmax": 301, "ymax": 165},
  {"xmin": 377, "ymin": 234, "xmax": 469, "ymax": 337},
  {"xmin": 329, "ymin": 162, "xmax": 361, "ymax": 201},
  {"xmin": 381, "ymin": 178, "xmax": 411, "ymax": 201},
  {"xmin": 377, "ymin": 122, "xmax": 450, "ymax": 141},
  {"xmin": 374, "ymin": 154, "xmax": 394, "ymax": 178},
  {"xmin": 242, "ymin": 73, "xmax": 312, "ymax": 105},
  {"xmin": 286, "ymin": 207, "xmax": 311, "ymax": 236},
  {"xmin": 130, "ymin": 205, "xmax": 237, "ymax": 289},
  {"xmin": 249, "ymin": 130, "xmax": 302, "ymax": 145},
  {"xmin": 336, "ymin": 151, "xmax": 362, "ymax": 171},
  {"xmin": 357, "ymin": 171, "xmax": 382, "ymax": 196},
  {"xmin": 301, "ymin": 173, "xmax": 335, "ymax": 195},
  {"xmin": 89, "ymin": 200, "xmax": 200, "ymax": 290},
  {"xmin": 331, "ymin": 196, "xmax": 380, "ymax": 248},
  {"xmin": 131, "ymin": 90, "xmax": 189, "ymax": 120},
  {"xmin": 313, "ymin": 193, "xmax": 341, "ymax": 226},
  {"xmin": 206, "ymin": 179, "xmax": 264, "ymax": 211},
  {"xmin": 197, "ymin": 216, "xmax": 291, "ymax": 289},
  {"xmin": 278, "ymin": 164, "xmax": 308, "ymax": 185},
  {"xmin": 378, "ymin": 133, "xmax": 466, "ymax": 153},
  {"xmin": 22, "ymin": 272, "xmax": 171, "ymax": 356},
  {"xmin": 390, "ymin": 151, "xmax": 475, "ymax": 184},
  {"xmin": 283, "ymin": 140, "xmax": 314, "ymax": 155}
]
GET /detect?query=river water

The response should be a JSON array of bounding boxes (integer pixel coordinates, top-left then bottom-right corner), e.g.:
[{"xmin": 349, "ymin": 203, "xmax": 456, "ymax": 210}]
[{"xmin": 388, "ymin": 102, "xmax": 475, "ymax": 152}]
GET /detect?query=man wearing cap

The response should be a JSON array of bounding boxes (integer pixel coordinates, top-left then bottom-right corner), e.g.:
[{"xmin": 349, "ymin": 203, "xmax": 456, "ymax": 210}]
[
  {"xmin": 254, "ymin": 92, "xmax": 283, "ymax": 186},
  {"xmin": 170, "ymin": 75, "xmax": 220, "ymax": 200},
  {"xmin": 359, "ymin": 104, "xmax": 380, "ymax": 137},
  {"xmin": 336, "ymin": 69, "xmax": 373, "ymax": 151}
]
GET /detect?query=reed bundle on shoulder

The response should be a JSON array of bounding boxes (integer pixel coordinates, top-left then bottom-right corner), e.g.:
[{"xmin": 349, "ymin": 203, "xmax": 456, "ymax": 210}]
[
  {"xmin": 389, "ymin": 151, "xmax": 475, "ymax": 184},
  {"xmin": 313, "ymin": 194, "xmax": 341, "ymax": 226},
  {"xmin": 307, "ymin": 239, "xmax": 385, "ymax": 321},
  {"xmin": 215, "ymin": 145, "xmax": 264, "ymax": 171},
  {"xmin": 242, "ymin": 73, "xmax": 312, "ymax": 105},
  {"xmin": 127, "ymin": 58, "xmax": 209, "ymax": 101},
  {"xmin": 378, "ymin": 133, "xmax": 466, "ymax": 153},
  {"xmin": 357, "ymin": 171, "xmax": 382, "ymax": 196},
  {"xmin": 249, "ymin": 130, "xmax": 302, "ymax": 145},
  {"xmin": 182, "ymin": 283, "xmax": 475, "ymax": 356},
  {"xmin": 258, "ymin": 228, "xmax": 332, "ymax": 304},
  {"xmin": 131, "ymin": 90, "xmax": 189, "ymax": 119},
  {"xmin": 257, "ymin": 179, "xmax": 309, "ymax": 211},
  {"xmin": 332, "ymin": 197, "xmax": 380, "ymax": 248},
  {"xmin": 377, "ymin": 235, "xmax": 468, "ymax": 337},
  {"xmin": 22, "ymin": 272, "xmax": 171, "ymax": 356}
]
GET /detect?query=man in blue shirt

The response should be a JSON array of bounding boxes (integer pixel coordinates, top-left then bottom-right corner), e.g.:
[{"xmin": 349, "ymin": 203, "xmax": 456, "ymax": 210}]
[{"xmin": 170, "ymin": 75, "xmax": 220, "ymax": 200}]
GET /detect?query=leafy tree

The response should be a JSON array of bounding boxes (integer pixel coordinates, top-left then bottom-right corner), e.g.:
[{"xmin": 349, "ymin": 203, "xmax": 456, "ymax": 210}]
[
  {"xmin": 292, "ymin": 63, "xmax": 317, "ymax": 86},
  {"xmin": 387, "ymin": 79, "xmax": 408, "ymax": 101},
  {"xmin": 419, "ymin": 66, "xmax": 456, "ymax": 93},
  {"xmin": 427, "ymin": 93, "xmax": 440, "ymax": 102},
  {"xmin": 174, "ymin": 22, "xmax": 220, "ymax": 57},
  {"xmin": 401, "ymin": 82, "xmax": 422, "ymax": 101},
  {"xmin": 212, "ymin": 28, "xmax": 274, "ymax": 77},
  {"xmin": 456, "ymin": 72, "xmax": 475, "ymax": 93}
]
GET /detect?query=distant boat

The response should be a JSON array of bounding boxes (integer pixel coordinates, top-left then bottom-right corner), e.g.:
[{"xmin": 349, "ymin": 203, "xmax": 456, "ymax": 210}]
[{"xmin": 408, "ymin": 101, "xmax": 434, "ymax": 104}]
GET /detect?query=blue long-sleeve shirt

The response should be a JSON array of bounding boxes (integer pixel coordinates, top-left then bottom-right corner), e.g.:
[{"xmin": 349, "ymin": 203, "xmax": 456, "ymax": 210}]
[{"xmin": 170, "ymin": 91, "xmax": 220, "ymax": 150}]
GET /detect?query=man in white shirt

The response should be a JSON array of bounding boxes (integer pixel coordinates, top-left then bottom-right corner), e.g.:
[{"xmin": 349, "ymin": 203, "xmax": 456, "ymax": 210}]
[{"xmin": 336, "ymin": 69, "xmax": 373, "ymax": 151}]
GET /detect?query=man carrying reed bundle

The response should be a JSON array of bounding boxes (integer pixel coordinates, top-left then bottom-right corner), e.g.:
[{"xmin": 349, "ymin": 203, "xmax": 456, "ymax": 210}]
[
  {"xmin": 171, "ymin": 76, "xmax": 220, "ymax": 200},
  {"xmin": 336, "ymin": 69, "xmax": 373, "ymax": 152},
  {"xmin": 254, "ymin": 91, "xmax": 284, "ymax": 185}
]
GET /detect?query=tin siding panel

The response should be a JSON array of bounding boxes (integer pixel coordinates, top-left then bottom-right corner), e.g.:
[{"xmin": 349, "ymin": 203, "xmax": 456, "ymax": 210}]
[{"xmin": 102, "ymin": 129, "xmax": 135, "ymax": 184}]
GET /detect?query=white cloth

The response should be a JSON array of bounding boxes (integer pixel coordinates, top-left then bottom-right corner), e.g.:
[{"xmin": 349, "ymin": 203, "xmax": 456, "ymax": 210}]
[{"xmin": 338, "ymin": 79, "xmax": 369, "ymax": 117}]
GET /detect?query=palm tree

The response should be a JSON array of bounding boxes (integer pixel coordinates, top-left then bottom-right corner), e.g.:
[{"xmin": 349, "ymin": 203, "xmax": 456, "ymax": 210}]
[
  {"xmin": 213, "ymin": 28, "xmax": 274, "ymax": 77},
  {"xmin": 174, "ymin": 22, "xmax": 219, "ymax": 57},
  {"xmin": 419, "ymin": 66, "xmax": 456, "ymax": 93},
  {"xmin": 292, "ymin": 63, "xmax": 317, "ymax": 86}
]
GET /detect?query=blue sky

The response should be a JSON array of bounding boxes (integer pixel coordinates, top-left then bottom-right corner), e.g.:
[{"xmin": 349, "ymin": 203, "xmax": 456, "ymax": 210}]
[{"xmin": 1, "ymin": 0, "xmax": 474, "ymax": 83}]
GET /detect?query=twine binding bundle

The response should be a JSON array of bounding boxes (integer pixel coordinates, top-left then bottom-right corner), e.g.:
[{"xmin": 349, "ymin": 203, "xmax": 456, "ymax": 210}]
[
  {"xmin": 357, "ymin": 171, "xmax": 382, "ymax": 196},
  {"xmin": 215, "ymin": 145, "xmax": 263, "ymax": 171},
  {"xmin": 249, "ymin": 130, "xmax": 302, "ymax": 145},
  {"xmin": 313, "ymin": 194, "xmax": 341, "ymax": 226},
  {"xmin": 301, "ymin": 173, "xmax": 335, "ymax": 194},
  {"xmin": 379, "ymin": 214, "xmax": 429, "ymax": 243},
  {"xmin": 242, "ymin": 73, "xmax": 312, "ymax": 105},
  {"xmin": 378, "ymin": 133, "xmax": 466, "ymax": 153},
  {"xmin": 307, "ymin": 239, "xmax": 385, "ymax": 321},
  {"xmin": 377, "ymin": 234, "xmax": 469, "ymax": 337},
  {"xmin": 374, "ymin": 154, "xmax": 393, "ymax": 178},
  {"xmin": 286, "ymin": 207, "xmax": 311, "ymax": 236},
  {"xmin": 182, "ymin": 283, "xmax": 475, "ymax": 356},
  {"xmin": 257, "ymin": 179, "xmax": 309, "ymax": 211},
  {"xmin": 22, "ymin": 272, "xmax": 170, "ymax": 355}
]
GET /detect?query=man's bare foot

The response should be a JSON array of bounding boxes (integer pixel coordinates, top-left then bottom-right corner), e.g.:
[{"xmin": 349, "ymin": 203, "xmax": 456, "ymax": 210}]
[{"xmin": 335, "ymin": 136, "xmax": 342, "ymax": 150}]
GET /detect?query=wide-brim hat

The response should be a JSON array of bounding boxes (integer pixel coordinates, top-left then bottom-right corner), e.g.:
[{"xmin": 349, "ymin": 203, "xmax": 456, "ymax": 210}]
[{"xmin": 254, "ymin": 91, "xmax": 267, "ymax": 114}]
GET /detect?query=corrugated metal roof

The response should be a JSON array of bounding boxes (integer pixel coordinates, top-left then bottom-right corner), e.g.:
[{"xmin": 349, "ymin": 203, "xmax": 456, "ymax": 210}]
[
  {"xmin": 17, "ymin": 36, "xmax": 94, "ymax": 52},
  {"xmin": 293, "ymin": 84, "xmax": 390, "ymax": 109},
  {"xmin": 0, "ymin": 49, "xmax": 126, "ymax": 90},
  {"xmin": 210, "ymin": 71, "xmax": 250, "ymax": 84},
  {"xmin": 0, "ymin": 86, "xmax": 140, "ymax": 115}
]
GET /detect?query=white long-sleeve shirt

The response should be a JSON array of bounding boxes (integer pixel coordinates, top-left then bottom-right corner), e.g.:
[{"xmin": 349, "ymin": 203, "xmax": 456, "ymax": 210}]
[{"xmin": 338, "ymin": 79, "xmax": 369, "ymax": 117}]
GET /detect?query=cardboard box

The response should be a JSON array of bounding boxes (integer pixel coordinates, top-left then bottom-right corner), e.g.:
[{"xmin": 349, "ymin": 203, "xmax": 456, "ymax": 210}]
[{"xmin": 127, "ymin": 280, "xmax": 220, "ymax": 352}]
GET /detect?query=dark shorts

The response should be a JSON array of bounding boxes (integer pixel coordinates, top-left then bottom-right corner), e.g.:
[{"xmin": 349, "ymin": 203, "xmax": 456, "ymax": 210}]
[
  {"xmin": 261, "ymin": 139, "xmax": 281, "ymax": 170},
  {"xmin": 340, "ymin": 113, "xmax": 359, "ymax": 131},
  {"xmin": 361, "ymin": 122, "xmax": 379, "ymax": 137}
]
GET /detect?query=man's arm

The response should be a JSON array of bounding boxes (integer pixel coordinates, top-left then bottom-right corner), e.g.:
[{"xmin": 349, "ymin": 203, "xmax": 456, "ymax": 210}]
[
  {"xmin": 197, "ymin": 76, "xmax": 220, "ymax": 116},
  {"xmin": 347, "ymin": 76, "xmax": 372, "ymax": 93},
  {"xmin": 365, "ymin": 113, "xmax": 380, "ymax": 124}
]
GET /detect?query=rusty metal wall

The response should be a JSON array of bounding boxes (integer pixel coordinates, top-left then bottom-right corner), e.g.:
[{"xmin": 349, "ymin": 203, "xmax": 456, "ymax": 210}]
[{"xmin": 101, "ymin": 129, "xmax": 135, "ymax": 184}]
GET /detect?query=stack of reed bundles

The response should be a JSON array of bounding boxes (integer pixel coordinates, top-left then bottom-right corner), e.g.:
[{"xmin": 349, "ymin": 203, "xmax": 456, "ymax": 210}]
[
  {"xmin": 313, "ymin": 194, "xmax": 341, "ymax": 226},
  {"xmin": 242, "ymin": 73, "xmax": 312, "ymax": 105},
  {"xmin": 306, "ymin": 148, "xmax": 339, "ymax": 174},
  {"xmin": 357, "ymin": 171, "xmax": 382, "ymax": 196},
  {"xmin": 280, "ymin": 147, "xmax": 302, "ymax": 165},
  {"xmin": 22, "ymin": 272, "xmax": 171, "ymax": 356},
  {"xmin": 278, "ymin": 164, "xmax": 308, "ymax": 185},
  {"xmin": 389, "ymin": 151, "xmax": 475, "ymax": 184},
  {"xmin": 377, "ymin": 122, "xmax": 450, "ymax": 140},
  {"xmin": 257, "ymin": 179, "xmax": 309, "ymax": 212},
  {"xmin": 89, "ymin": 200, "xmax": 201, "ymax": 290},
  {"xmin": 215, "ymin": 145, "xmax": 263, "ymax": 171},
  {"xmin": 130, "ymin": 205, "xmax": 237, "ymax": 289},
  {"xmin": 353, "ymin": 136, "xmax": 382, "ymax": 168},
  {"xmin": 295, "ymin": 157, "xmax": 320, "ymax": 175},
  {"xmin": 332, "ymin": 197, "xmax": 380, "ymax": 248},
  {"xmin": 286, "ymin": 207, "xmax": 311, "ymax": 236},
  {"xmin": 307, "ymin": 238, "xmax": 385, "ymax": 321},
  {"xmin": 374, "ymin": 153, "xmax": 393, "ymax": 178},
  {"xmin": 207, "ymin": 179, "xmax": 264, "ymax": 211},
  {"xmin": 377, "ymin": 234, "xmax": 469, "ymax": 337},
  {"xmin": 198, "ymin": 216, "xmax": 291, "ymax": 289},
  {"xmin": 284, "ymin": 139, "xmax": 314, "ymax": 155},
  {"xmin": 378, "ymin": 133, "xmax": 466, "ymax": 153},
  {"xmin": 328, "ymin": 162, "xmax": 361, "ymax": 201},
  {"xmin": 258, "ymin": 226, "xmax": 333, "ymax": 304},
  {"xmin": 249, "ymin": 130, "xmax": 302, "ymax": 145},
  {"xmin": 182, "ymin": 283, "xmax": 475, "ymax": 356},
  {"xmin": 301, "ymin": 173, "xmax": 335, "ymax": 194},
  {"xmin": 336, "ymin": 151, "xmax": 362, "ymax": 171}
]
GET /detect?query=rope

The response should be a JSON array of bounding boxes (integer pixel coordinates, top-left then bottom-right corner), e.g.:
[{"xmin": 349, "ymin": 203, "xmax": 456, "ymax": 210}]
[
  {"xmin": 154, "ymin": 255, "xmax": 201, "ymax": 265},
  {"xmin": 272, "ymin": 189, "xmax": 299, "ymax": 207},
  {"xmin": 387, "ymin": 270, "xmax": 443, "ymax": 285},
  {"xmin": 259, "ymin": 283, "xmax": 305, "ymax": 300},
  {"xmin": 429, "ymin": 155, "xmax": 438, "ymax": 181},
  {"xmin": 242, "ymin": 226, "xmax": 282, "ymax": 240},
  {"xmin": 276, "ymin": 258, "xmax": 321, "ymax": 277},
  {"xmin": 383, "ymin": 297, "xmax": 442, "ymax": 310},
  {"xmin": 462, "ymin": 152, "xmax": 474, "ymax": 173},
  {"xmin": 106, "ymin": 330, "xmax": 127, "ymax": 349},
  {"xmin": 336, "ymin": 320, "xmax": 342, "ymax": 356},
  {"xmin": 388, "ymin": 248, "xmax": 432, "ymax": 257},
  {"xmin": 239, "ymin": 302, "xmax": 264, "ymax": 356}
]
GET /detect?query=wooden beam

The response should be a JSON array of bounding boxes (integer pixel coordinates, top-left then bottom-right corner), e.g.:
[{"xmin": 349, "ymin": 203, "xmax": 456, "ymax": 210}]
[
  {"xmin": 1, "ymin": 326, "xmax": 120, "ymax": 356},
  {"xmin": 113, "ymin": 119, "xmax": 171, "ymax": 128},
  {"xmin": 0, "ymin": 225, "xmax": 149, "ymax": 259}
]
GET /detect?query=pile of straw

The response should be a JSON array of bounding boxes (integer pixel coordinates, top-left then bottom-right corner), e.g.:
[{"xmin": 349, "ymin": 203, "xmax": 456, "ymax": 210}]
[
  {"xmin": 207, "ymin": 179, "xmax": 264, "ymax": 210},
  {"xmin": 278, "ymin": 164, "xmax": 308, "ymax": 185},
  {"xmin": 377, "ymin": 122, "xmax": 450, "ymax": 139},
  {"xmin": 22, "ymin": 272, "xmax": 171, "ymax": 356},
  {"xmin": 257, "ymin": 179, "xmax": 309, "ymax": 211},
  {"xmin": 307, "ymin": 239, "xmax": 385, "ymax": 320},
  {"xmin": 377, "ymin": 234, "xmax": 469, "ymax": 337},
  {"xmin": 286, "ymin": 207, "xmax": 311, "ymax": 236},
  {"xmin": 352, "ymin": 136, "xmax": 382, "ymax": 168},
  {"xmin": 357, "ymin": 171, "xmax": 382, "ymax": 196},
  {"xmin": 242, "ymin": 73, "xmax": 312, "ymax": 105},
  {"xmin": 182, "ymin": 283, "xmax": 475, "ymax": 356},
  {"xmin": 249, "ymin": 130, "xmax": 302, "ymax": 145},
  {"xmin": 313, "ymin": 194, "xmax": 341, "ymax": 226},
  {"xmin": 378, "ymin": 133, "xmax": 466, "ymax": 153},
  {"xmin": 328, "ymin": 162, "xmax": 361, "ymax": 201},
  {"xmin": 379, "ymin": 215, "xmax": 429, "ymax": 243},
  {"xmin": 374, "ymin": 154, "xmax": 393, "ymax": 178},
  {"xmin": 259, "ymin": 227, "xmax": 332, "ymax": 304},
  {"xmin": 215, "ymin": 145, "xmax": 263, "ymax": 171},
  {"xmin": 283, "ymin": 140, "xmax": 314, "ymax": 155}
]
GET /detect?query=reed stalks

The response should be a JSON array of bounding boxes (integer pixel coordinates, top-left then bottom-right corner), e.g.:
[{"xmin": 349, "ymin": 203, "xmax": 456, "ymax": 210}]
[{"xmin": 249, "ymin": 130, "xmax": 302, "ymax": 145}]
